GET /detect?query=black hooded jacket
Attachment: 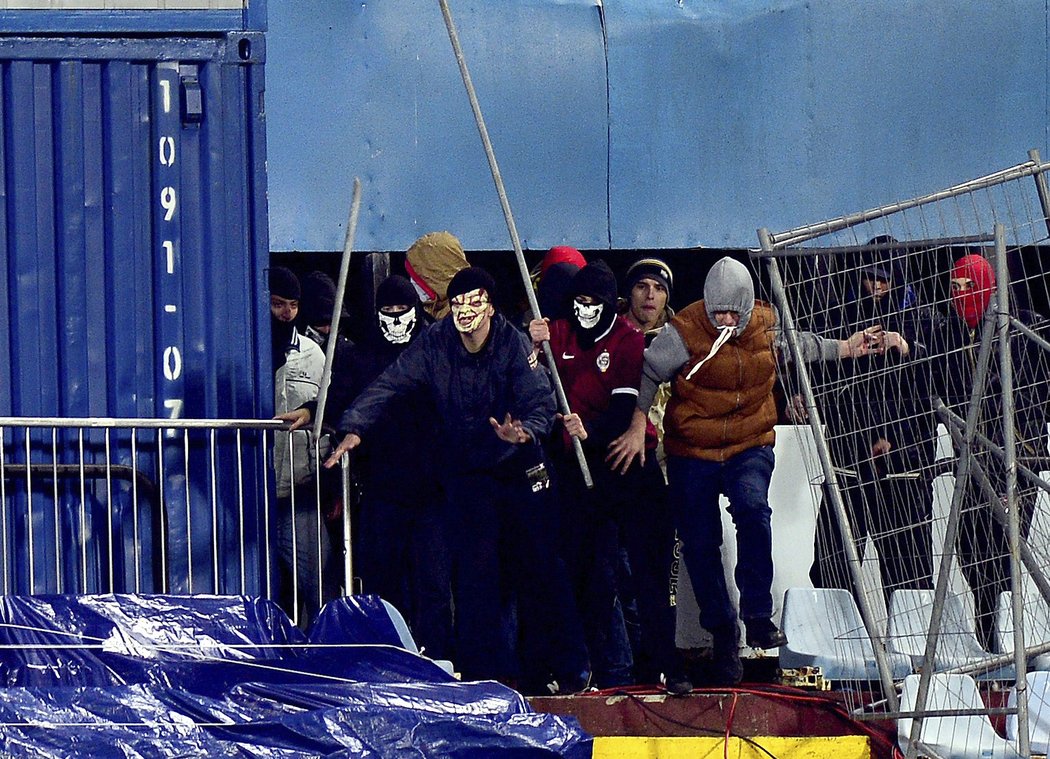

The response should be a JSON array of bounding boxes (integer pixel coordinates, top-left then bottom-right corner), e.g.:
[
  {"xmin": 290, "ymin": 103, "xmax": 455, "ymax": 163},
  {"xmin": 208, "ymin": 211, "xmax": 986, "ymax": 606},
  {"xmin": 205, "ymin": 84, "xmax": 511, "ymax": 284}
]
[
  {"xmin": 816, "ymin": 260, "xmax": 937, "ymax": 476},
  {"xmin": 334, "ymin": 302, "xmax": 435, "ymax": 499}
]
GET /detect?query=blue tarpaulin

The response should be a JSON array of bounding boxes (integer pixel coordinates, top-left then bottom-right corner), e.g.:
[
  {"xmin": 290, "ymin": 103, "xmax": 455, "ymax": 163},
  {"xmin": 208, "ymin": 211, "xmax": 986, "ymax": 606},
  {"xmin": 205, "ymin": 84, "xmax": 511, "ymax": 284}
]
[{"xmin": 0, "ymin": 594, "xmax": 592, "ymax": 757}]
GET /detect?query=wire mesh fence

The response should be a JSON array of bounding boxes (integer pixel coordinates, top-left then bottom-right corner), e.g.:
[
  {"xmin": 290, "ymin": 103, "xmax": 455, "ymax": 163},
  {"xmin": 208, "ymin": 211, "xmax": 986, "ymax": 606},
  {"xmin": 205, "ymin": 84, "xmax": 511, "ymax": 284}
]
[{"xmin": 757, "ymin": 150, "xmax": 1050, "ymax": 757}]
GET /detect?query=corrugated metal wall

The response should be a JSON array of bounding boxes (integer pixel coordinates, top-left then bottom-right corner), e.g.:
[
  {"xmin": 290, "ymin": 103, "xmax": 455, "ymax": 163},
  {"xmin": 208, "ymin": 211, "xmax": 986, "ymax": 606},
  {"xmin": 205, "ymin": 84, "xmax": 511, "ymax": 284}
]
[
  {"xmin": 0, "ymin": 33, "xmax": 271, "ymax": 595},
  {"xmin": 0, "ymin": 34, "xmax": 268, "ymax": 421}
]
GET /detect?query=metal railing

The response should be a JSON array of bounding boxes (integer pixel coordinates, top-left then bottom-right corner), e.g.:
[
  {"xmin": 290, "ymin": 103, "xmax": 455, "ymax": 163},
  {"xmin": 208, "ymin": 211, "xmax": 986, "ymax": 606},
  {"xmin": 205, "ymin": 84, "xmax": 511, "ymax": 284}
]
[{"xmin": 0, "ymin": 416, "xmax": 351, "ymax": 628}]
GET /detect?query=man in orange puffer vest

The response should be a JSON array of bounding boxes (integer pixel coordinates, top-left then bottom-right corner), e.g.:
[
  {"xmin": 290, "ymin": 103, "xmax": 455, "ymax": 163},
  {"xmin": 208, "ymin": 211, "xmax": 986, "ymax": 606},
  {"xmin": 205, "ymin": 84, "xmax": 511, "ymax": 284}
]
[{"xmin": 609, "ymin": 256, "xmax": 866, "ymax": 685}]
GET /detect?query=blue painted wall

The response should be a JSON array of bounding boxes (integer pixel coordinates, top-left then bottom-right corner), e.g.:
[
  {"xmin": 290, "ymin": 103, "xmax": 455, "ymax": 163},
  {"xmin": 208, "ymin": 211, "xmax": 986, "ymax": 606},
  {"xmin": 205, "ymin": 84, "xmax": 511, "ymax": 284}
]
[{"xmin": 266, "ymin": 0, "xmax": 1049, "ymax": 253}]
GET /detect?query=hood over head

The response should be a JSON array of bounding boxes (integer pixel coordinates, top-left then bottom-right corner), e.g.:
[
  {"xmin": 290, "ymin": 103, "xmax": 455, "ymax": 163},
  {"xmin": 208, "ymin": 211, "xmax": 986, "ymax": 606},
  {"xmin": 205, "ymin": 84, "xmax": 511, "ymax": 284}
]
[
  {"xmin": 405, "ymin": 231, "xmax": 469, "ymax": 318},
  {"xmin": 537, "ymin": 261, "xmax": 581, "ymax": 321},
  {"xmin": 703, "ymin": 257, "xmax": 755, "ymax": 336}
]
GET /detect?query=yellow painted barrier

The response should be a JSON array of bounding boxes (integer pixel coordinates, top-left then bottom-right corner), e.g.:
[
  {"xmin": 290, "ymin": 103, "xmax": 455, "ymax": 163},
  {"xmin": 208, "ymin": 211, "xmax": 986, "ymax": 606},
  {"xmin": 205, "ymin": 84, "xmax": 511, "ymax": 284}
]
[{"xmin": 592, "ymin": 735, "xmax": 871, "ymax": 759}]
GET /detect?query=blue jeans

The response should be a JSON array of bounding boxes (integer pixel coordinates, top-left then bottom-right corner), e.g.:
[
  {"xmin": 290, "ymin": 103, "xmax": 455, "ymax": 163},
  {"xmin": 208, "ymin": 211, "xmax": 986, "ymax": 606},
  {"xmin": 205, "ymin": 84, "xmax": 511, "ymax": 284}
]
[{"xmin": 668, "ymin": 446, "xmax": 775, "ymax": 630}]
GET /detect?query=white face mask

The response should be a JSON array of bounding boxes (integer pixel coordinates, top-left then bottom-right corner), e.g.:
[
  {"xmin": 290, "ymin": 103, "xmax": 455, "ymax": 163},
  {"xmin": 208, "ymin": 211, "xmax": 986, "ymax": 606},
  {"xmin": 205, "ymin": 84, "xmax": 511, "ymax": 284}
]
[
  {"xmin": 450, "ymin": 288, "xmax": 490, "ymax": 334},
  {"xmin": 573, "ymin": 299, "xmax": 604, "ymax": 329},
  {"xmin": 378, "ymin": 307, "xmax": 417, "ymax": 344}
]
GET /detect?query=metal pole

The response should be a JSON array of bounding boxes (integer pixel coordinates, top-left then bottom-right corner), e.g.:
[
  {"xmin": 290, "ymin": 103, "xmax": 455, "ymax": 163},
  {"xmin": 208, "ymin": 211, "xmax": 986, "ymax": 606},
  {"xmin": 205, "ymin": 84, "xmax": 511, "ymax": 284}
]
[
  {"xmin": 438, "ymin": 0, "xmax": 592, "ymax": 488},
  {"xmin": 1027, "ymin": 148, "xmax": 1050, "ymax": 238},
  {"xmin": 341, "ymin": 454, "xmax": 353, "ymax": 595},
  {"xmin": 937, "ymin": 402, "xmax": 1050, "ymax": 511},
  {"xmin": 313, "ymin": 178, "xmax": 361, "ymax": 440},
  {"xmin": 995, "ymin": 225, "xmax": 1029, "ymax": 756},
  {"xmin": 932, "ymin": 427, "xmax": 1050, "ymax": 680},
  {"xmin": 906, "ymin": 289, "xmax": 1000, "ymax": 758},
  {"xmin": 769, "ymin": 158, "xmax": 1048, "ymax": 249},
  {"xmin": 756, "ymin": 228, "xmax": 900, "ymax": 710}
]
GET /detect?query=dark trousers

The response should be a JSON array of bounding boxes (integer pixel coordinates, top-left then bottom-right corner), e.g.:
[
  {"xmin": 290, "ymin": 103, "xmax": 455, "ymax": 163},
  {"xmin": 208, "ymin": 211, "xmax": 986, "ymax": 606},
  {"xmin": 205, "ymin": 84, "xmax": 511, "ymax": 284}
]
[
  {"xmin": 276, "ymin": 483, "xmax": 338, "ymax": 628},
  {"xmin": 557, "ymin": 451, "xmax": 678, "ymax": 685},
  {"xmin": 668, "ymin": 446, "xmax": 775, "ymax": 630},
  {"xmin": 810, "ymin": 475, "xmax": 933, "ymax": 604},
  {"xmin": 957, "ymin": 478, "xmax": 1035, "ymax": 651},
  {"xmin": 444, "ymin": 451, "xmax": 589, "ymax": 685},
  {"xmin": 356, "ymin": 489, "xmax": 453, "ymax": 661}
]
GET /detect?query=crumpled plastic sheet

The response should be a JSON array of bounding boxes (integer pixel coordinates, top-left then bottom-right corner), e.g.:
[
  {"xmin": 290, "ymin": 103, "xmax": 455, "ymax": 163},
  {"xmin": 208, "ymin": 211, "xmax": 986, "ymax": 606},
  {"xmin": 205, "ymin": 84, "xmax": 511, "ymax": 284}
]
[{"xmin": 0, "ymin": 594, "xmax": 592, "ymax": 757}]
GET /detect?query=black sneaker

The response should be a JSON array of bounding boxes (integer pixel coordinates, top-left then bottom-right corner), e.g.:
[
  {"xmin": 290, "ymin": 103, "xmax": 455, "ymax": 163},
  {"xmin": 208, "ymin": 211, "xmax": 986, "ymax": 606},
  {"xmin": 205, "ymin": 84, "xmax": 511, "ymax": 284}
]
[
  {"xmin": 708, "ymin": 624, "xmax": 743, "ymax": 687},
  {"xmin": 663, "ymin": 671, "xmax": 693, "ymax": 696},
  {"xmin": 744, "ymin": 618, "xmax": 788, "ymax": 649}
]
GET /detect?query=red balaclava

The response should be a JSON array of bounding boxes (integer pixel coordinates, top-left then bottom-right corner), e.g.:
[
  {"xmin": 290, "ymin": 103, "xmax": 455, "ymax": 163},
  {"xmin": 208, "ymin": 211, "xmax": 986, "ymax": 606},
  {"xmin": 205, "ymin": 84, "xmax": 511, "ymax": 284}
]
[{"xmin": 950, "ymin": 254, "xmax": 995, "ymax": 329}]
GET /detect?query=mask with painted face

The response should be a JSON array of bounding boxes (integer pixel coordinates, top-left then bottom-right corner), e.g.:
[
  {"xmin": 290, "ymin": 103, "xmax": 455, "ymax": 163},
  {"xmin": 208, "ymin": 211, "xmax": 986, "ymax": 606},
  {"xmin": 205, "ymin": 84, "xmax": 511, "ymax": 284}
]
[{"xmin": 450, "ymin": 288, "xmax": 490, "ymax": 334}]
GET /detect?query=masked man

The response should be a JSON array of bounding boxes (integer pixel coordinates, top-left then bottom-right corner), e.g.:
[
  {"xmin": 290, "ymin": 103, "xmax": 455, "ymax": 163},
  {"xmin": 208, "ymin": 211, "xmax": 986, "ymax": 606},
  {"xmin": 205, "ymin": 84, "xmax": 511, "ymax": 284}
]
[
  {"xmin": 932, "ymin": 253, "xmax": 1050, "ymax": 650},
  {"xmin": 531, "ymin": 260, "xmax": 689, "ymax": 694},
  {"xmin": 327, "ymin": 267, "xmax": 590, "ymax": 692}
]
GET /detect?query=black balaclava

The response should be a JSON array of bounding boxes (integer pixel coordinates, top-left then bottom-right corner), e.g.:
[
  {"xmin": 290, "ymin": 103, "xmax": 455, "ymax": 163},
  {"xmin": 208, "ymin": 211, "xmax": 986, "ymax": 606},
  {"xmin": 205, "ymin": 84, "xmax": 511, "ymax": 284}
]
[
  {"xmin": 571, "ymin": 259, "xmax": 618, "ymax": 348},
  {"xmin": 538, "ymin": 261, "xmax": 582, "ymax": 321},
  {"xmin": 269, "ymin": 266, "xmax": 300, "ymax": 370},
  {"xmin": 375, "ymin": 275, "xmax": 422, "ymax": 346},
  {"xmin": 301, "ymin": 271, "xmax": 349, "ymax": 328}
]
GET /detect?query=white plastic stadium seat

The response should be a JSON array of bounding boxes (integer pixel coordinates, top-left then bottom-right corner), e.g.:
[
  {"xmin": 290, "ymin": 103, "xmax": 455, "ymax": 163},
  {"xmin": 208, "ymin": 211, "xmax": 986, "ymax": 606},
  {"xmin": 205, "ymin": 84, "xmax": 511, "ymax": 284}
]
[
  {"xmin": 898, "ymin": 673, "xmax": 1023, "ymax": 759},
  {"xmin": 779, "ymin": 587, "xmax": 911, "ymax": 682},
  {"xmin": 381, "ymin": 599, "xmax": 420, "ymax": 652},
  {"xmin": 1007, "ymin": 671, "xmax": 1050, "ymax": 755},
  {"xmin": 889, "ymin": 589, "xmax": 1013, "ymax": 680},
  {"xmin": 996, "ymin": 590, "xmax": 1050, "ymax": 671},
  {"xmin": 381, "ymin": 599, "xmax": 456, "ymax": 676}
]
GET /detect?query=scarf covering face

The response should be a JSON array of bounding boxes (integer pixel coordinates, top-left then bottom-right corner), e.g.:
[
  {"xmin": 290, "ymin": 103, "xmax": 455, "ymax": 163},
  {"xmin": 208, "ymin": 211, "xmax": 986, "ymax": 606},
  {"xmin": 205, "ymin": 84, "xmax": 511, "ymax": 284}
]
[
  {"xmin": 375, "ymin": 275, "xmax": 422, "ymax": 345},
  {"xmin": 703, "ymin": 257, "xmax": 755, "ymax": 337},
  {"xmin": 570, "ymin": 260, "xmax": 618, "ymax": 348},
  {"xmin": 951, "ymin": 254, "xmax": 995, "ymax": 329}
]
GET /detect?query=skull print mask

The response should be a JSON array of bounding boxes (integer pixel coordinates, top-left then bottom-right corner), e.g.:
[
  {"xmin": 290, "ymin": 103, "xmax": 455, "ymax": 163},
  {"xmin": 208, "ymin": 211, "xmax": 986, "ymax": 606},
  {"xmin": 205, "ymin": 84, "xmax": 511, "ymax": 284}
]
[
  {"xmin": 573, "ymin": 299, "xmax": 604, "ymax": 330},
  {"xmin": 378, "ymin": 307, "xmax": 417, "ymax": 344}
]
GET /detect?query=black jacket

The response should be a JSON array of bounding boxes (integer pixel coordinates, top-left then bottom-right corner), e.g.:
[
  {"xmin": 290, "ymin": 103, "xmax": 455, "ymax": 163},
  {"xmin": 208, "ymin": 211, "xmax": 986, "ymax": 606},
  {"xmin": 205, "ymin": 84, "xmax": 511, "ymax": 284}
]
[
  {"xmin": 815, "ymin": 266, "xmax": 937, "ymax": 475},
  {"xmin": 337, "ymin": 305, "xmax": 435, "ymax": 500},
  {"xmin": 340, "ymin": 313, "xmax": 556, "ymax": 475},
  {"xmin": 930, "ymin": 307, "xmax": 1050, "ymax": 479}
]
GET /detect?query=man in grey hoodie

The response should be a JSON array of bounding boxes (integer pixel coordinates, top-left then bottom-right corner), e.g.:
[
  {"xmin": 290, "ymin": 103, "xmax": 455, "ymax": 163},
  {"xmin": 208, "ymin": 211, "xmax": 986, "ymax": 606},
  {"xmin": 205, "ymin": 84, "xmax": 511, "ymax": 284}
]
[{"xmin": 608, "ymin": 256, "xmax": 869, "ymax": 685}]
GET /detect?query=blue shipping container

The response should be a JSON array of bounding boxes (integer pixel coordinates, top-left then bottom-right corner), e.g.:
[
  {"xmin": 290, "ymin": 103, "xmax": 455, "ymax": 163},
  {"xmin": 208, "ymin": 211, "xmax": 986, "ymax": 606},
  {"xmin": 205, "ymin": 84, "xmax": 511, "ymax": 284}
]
[{"xmin": 0, "ymin": 33, "xmax": 271, "ymax": 596}]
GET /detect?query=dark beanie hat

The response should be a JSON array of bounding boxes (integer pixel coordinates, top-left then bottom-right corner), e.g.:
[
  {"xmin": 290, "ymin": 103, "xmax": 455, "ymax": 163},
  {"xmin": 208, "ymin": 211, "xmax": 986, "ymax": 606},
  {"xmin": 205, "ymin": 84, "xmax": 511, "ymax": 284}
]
[
  {"xmin": 572, "ymin": 259, "xmax": 617, "ymax": 306},
  {"xmin": 447, "ymin": 266, "xmax": 497, "ymax": 302},
  {"xmin": 625, "ymin": 258, "xmax": 673, "ymax": 300},
  {"xmin": 269, "ymin": 266, "xmax": 300, "ymax": 300},
  {"xmin": 376, "ymin": 275, "xmax": 419, "ymax": 310},
  {"xmin": 300, "ymin": 271, "xmax": 347, "ymax": 326}
]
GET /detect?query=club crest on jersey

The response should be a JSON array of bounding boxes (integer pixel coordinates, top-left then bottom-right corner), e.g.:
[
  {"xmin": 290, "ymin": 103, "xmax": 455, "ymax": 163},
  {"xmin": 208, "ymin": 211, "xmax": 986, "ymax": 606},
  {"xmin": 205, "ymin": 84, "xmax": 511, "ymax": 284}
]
[{"xmin": 596, "ymin": 349, "xmax": 611, "ymax": 373}]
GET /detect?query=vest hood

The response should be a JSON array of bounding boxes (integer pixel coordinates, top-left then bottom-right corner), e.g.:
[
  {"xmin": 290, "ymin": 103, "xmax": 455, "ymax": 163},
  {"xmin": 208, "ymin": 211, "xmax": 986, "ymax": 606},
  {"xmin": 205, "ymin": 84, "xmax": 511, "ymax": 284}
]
[{"xmin": 704, "ymin": 257, "xmax": 755, "ymax": 336}]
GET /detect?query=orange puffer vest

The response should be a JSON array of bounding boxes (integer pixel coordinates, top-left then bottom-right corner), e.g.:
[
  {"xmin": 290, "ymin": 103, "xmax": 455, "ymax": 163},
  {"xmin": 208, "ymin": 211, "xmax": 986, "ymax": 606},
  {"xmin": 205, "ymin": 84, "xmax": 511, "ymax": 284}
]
[{"xmin": 664, "ymin": 300, "xmax": 777, "ymax": 462}]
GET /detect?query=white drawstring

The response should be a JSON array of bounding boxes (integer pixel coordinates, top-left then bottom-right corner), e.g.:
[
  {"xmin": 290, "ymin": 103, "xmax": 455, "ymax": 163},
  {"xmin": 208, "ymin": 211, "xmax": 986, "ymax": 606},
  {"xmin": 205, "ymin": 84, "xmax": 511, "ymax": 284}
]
[{"xmin": 685, "ymin": 325, "xmax": 734, "ymax": 380}]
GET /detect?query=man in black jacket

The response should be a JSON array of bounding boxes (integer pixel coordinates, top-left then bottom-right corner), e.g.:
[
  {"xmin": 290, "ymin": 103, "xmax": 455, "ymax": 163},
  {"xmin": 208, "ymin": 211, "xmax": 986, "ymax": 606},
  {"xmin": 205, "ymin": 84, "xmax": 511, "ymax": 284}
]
[
  {"xmin": 809, "ymin": 243, "xmax": 936, "ymax": 605},
  {"xmin": 327, "ymin": 266, "xmax": 590, "ymax": 691},
  {"xmin": 931, "ymin": 253, "xmax": 1050, "ymax": 650}
]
